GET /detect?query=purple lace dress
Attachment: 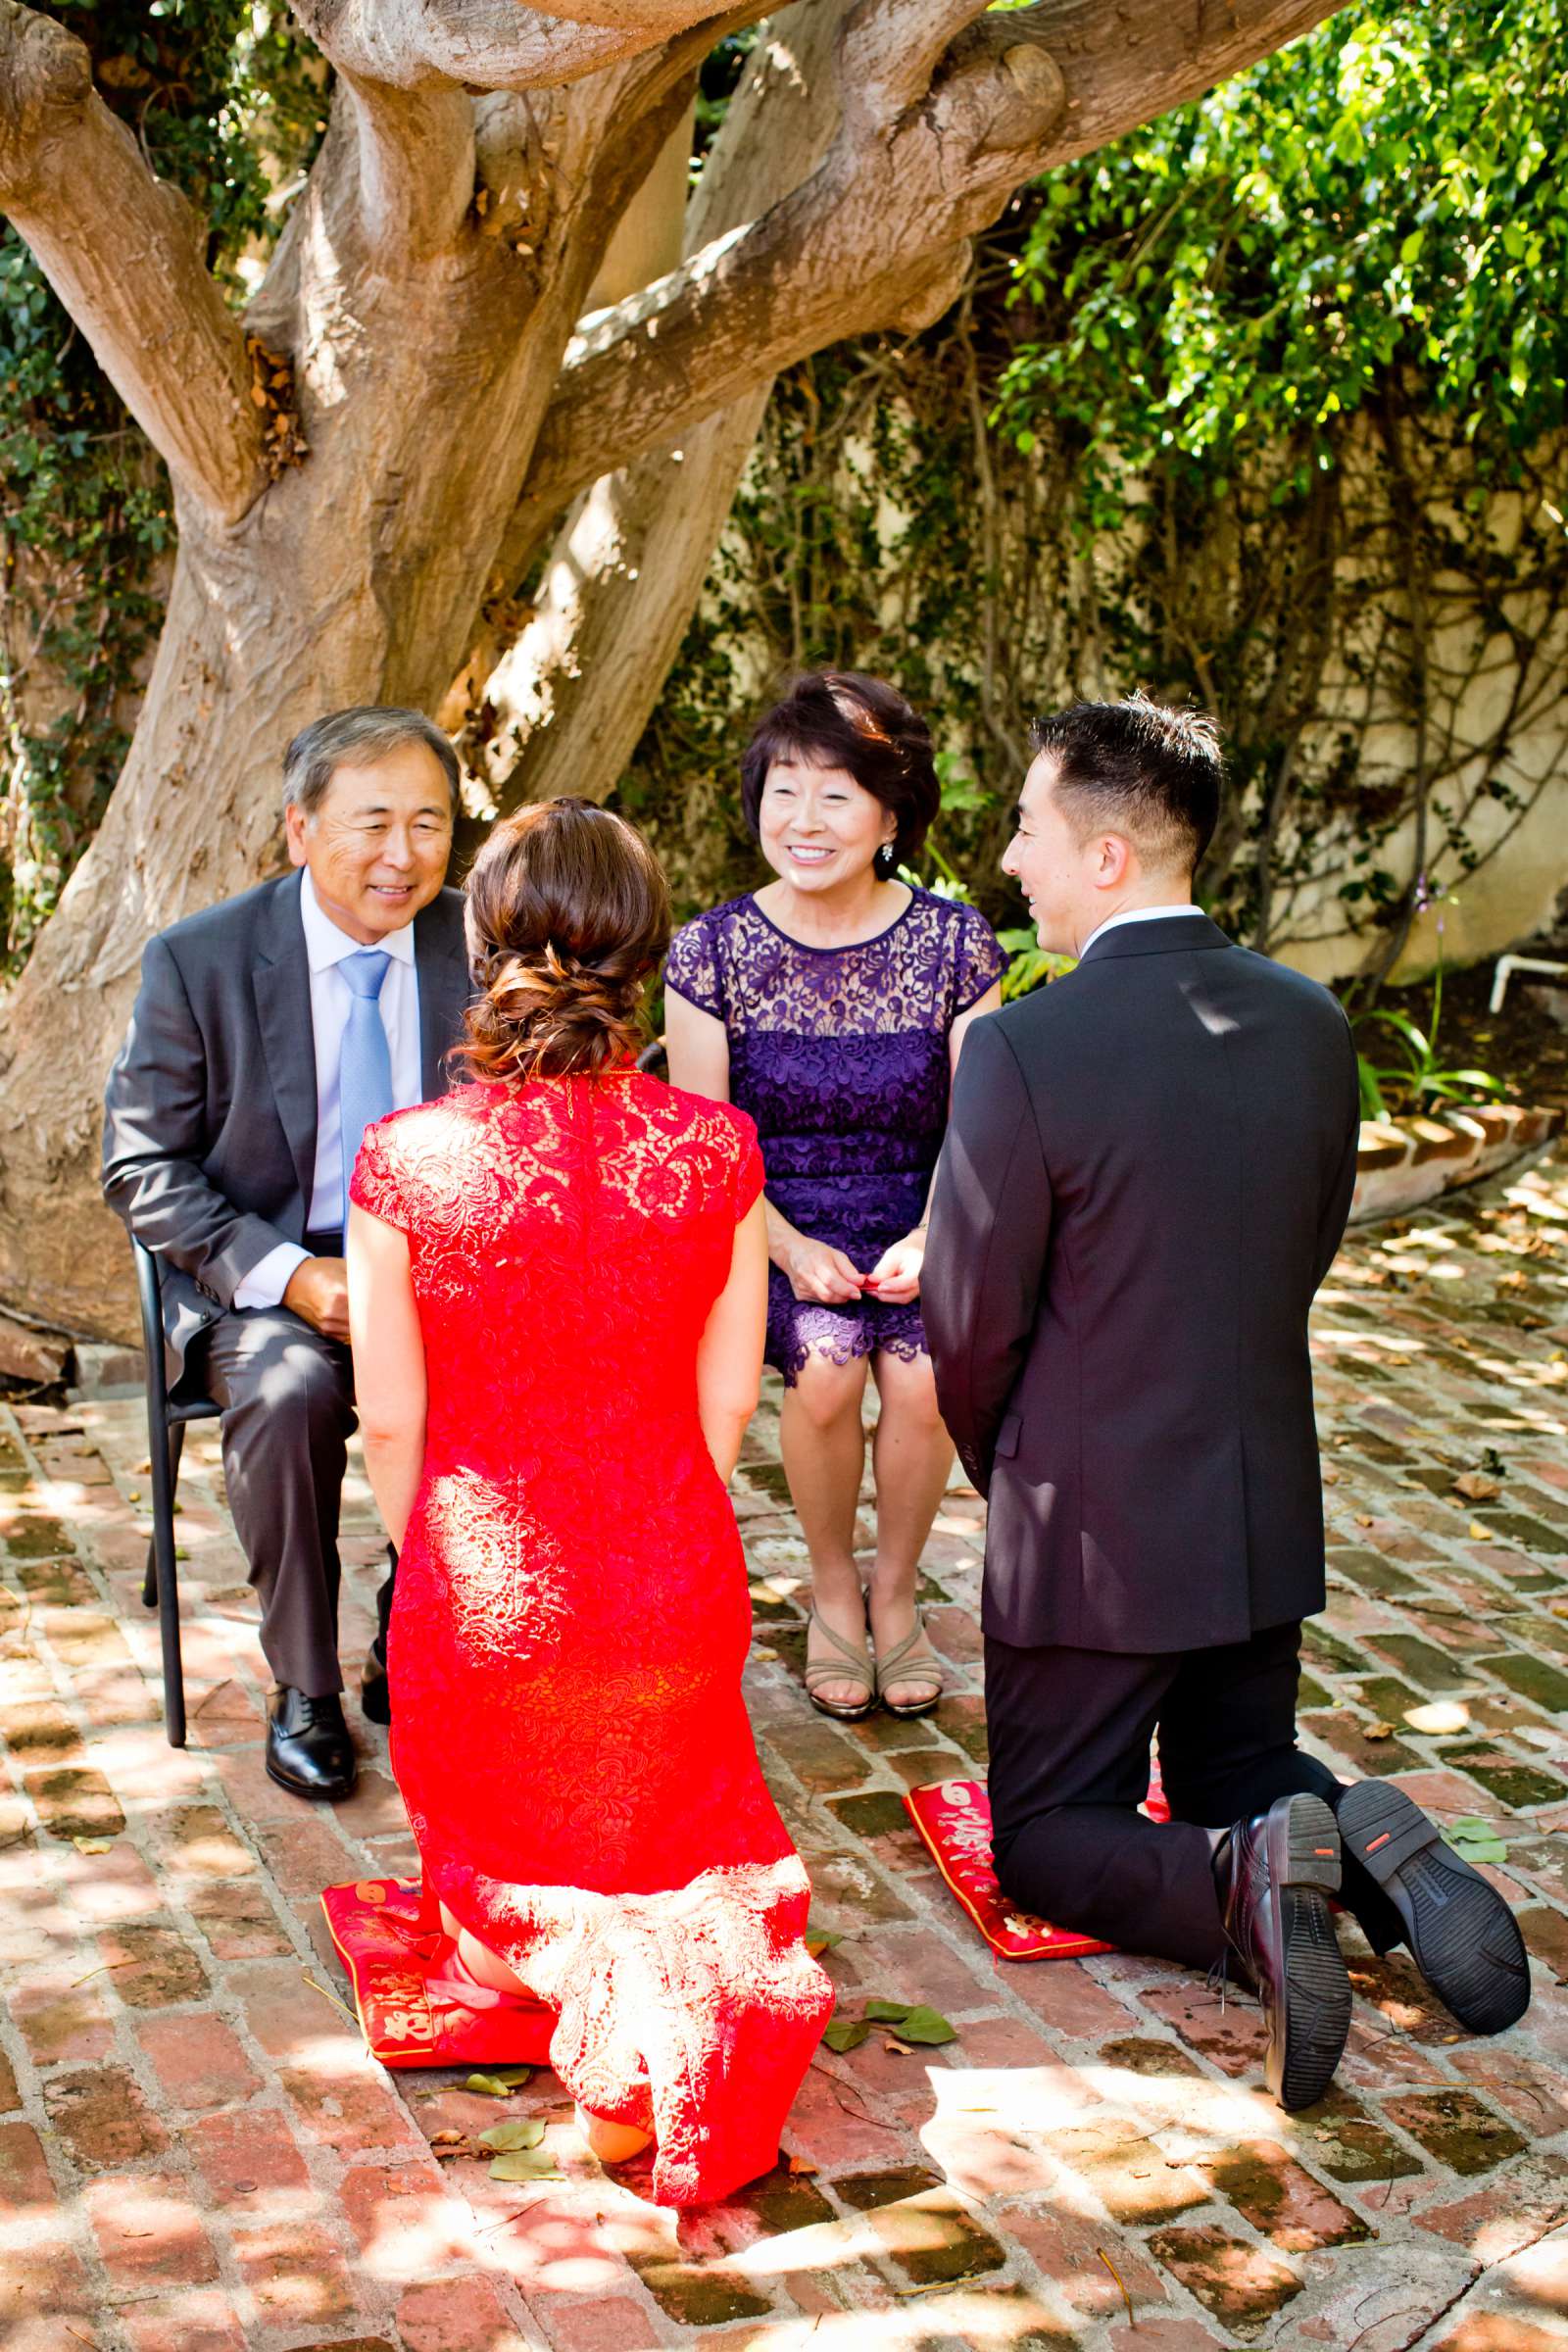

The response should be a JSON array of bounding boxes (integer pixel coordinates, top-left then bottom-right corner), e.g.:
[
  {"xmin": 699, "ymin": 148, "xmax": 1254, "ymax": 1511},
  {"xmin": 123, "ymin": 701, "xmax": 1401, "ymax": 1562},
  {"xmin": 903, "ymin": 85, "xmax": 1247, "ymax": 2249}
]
[{"xmin": 664, "ymin": 888, "xmax": 1004, "ymax": 1383}]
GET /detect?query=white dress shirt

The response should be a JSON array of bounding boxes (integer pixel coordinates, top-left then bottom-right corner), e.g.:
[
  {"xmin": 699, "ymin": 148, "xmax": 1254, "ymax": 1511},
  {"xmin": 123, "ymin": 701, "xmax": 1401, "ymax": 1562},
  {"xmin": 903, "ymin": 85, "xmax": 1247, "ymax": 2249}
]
[
  {"xmin": 234, "ymin": 869, "xmax": 424, "ymax": 1310},
  {"xmin": 1079, "ymin": 903, "xmax": 1204, "ymax": 959}
]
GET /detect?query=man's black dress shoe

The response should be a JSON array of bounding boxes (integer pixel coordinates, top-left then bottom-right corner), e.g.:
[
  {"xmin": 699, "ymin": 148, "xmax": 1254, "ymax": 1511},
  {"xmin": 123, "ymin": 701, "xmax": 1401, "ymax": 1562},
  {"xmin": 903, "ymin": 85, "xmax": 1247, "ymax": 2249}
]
[
  {"xmin": 1218, "ymin": 1792, "xmax": 1351, "ymax": 2112},
  {"xmin": 266, "ymin": 1688, "xmax": 358, "ymax": 1801},
  {"xmin": 1339, "ymin": 1781, "xmax": 1530, "ymax": 2034},
  {"xmin": 361, "ymin": 1641, "xmax": 392, "ymax": 1728}
]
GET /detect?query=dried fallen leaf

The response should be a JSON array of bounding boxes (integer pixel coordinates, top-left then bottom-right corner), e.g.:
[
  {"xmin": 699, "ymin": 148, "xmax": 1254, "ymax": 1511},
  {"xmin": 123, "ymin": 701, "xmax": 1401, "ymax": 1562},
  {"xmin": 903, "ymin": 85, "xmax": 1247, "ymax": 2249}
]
[
  {"xmin": 1355, "ymin": 1514, "xmax": 1375, "ymax": 1529},
  {"xmin": 883, "ymin": 2036, "xmax": 914, "ymax": 2055},
  {"xmin": 429, "ymin": 2130, "xmax": 465, "ymax": 2146},
  {"xmin": 786, "ymin": 2153, "xmax": 818, "ymax": 2176},
  {"xmin": 1363, "ymin": 1722, "xmax": 1395, "ymax": 1741},
  {"xmin": 71, "ymin": 1837, "xmax": 114, "ymax": 1855},
  {"xmin": 1469, "ymin": 1521, "xmax": 1490, "ymax": 1540},
  {"xmin": 1453, "ymin": 1471, "xmax": 1501, "ymax": 1501}
]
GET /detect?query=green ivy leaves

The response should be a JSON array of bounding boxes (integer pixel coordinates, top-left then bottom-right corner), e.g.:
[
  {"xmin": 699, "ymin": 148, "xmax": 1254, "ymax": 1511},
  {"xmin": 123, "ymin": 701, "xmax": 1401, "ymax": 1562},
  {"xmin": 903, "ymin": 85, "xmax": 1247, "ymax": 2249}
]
[{"xmin": 999, "ymin": 1, "xmax": 1568, "ymax": 502}]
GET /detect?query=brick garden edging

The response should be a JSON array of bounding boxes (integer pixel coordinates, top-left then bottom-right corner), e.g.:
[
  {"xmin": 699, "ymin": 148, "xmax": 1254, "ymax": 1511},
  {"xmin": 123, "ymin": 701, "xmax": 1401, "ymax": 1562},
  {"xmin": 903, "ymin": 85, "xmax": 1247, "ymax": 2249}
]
[{"xmin": 1350, "ymin": 1102, "xmax": 1563, "ymax": 1223}]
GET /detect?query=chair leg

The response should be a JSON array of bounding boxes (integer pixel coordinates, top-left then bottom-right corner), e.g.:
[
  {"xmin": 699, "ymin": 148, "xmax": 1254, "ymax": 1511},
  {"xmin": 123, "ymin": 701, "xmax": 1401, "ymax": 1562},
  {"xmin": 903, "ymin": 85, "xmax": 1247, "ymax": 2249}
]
[{"xmin": 146, "ymin": 1422, "xmax": 187, "ymax": 1749}]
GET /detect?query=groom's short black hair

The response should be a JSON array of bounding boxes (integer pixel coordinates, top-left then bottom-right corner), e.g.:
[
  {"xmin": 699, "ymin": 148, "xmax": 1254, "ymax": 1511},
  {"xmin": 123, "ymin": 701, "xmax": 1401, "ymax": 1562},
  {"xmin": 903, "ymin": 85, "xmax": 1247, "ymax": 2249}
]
[{"xmin": 1029, "ymin": 694, "xmax": 1222, "ymax": 873}]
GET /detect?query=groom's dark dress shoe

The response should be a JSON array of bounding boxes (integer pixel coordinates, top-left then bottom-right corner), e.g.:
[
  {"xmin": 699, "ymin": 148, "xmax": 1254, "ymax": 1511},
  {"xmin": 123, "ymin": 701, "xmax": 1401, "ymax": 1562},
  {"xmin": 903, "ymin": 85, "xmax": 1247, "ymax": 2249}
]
[
  {"xmin": 1218, "ymin": 1792, "xmax": 1351, "ymax": 2112},
  {"xmin": 361, "ymin": 1641, "xmax": 392, "ymax": 1728},
  {"xmin": 267, "ymin": 1688, "xmax": 358, "ymax": 1801},
  {"xmin": 1338, "ymin": 1781, "xmax": 1530, "ymax": 2034}
]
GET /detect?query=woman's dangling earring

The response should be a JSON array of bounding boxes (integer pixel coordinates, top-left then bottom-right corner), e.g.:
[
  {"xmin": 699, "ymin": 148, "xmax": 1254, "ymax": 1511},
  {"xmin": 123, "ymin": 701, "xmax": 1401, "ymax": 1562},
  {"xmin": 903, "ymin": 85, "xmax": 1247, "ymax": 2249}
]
[{"xmin": 875, "ymin": 843, "xmax": 896, "ymax": 879}]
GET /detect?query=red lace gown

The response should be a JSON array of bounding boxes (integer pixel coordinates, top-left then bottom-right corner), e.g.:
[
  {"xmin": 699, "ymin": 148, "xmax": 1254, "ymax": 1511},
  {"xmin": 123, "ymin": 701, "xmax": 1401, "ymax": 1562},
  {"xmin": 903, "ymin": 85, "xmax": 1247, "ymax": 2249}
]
[{"xmin": 345, "ymin": 1072, "xmax": 833, "ymax": 2205}]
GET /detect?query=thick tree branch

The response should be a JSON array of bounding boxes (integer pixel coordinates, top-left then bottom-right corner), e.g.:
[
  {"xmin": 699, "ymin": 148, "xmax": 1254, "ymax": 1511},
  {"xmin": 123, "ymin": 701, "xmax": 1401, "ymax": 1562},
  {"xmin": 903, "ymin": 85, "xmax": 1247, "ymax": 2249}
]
[
  {"xmin": 0, "ymin": 2, "xmax": 265, "ymax": 524},
  {"xmin": 340, "ymin": 81, "xmax": 477, "ymax": 264},
  {"xmin": 291, "ymin": 0, "xmax": 736, "ymax": 89},
  {"xmin": 510, "ymin": 0, "xmax": 1346, "ymax": 549}
]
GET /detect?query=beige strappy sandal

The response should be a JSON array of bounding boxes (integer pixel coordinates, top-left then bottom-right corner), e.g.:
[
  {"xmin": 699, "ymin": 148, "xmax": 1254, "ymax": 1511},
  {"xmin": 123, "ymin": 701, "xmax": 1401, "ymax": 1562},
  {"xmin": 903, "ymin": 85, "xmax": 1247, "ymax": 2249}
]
[
  {"xmin": 805, "ymin": 1606, "xmax": 878, "ymax": 1723},
  {"xmin": 875, "ymin": 1608, "xmax": 944, "ymax": 1719}
]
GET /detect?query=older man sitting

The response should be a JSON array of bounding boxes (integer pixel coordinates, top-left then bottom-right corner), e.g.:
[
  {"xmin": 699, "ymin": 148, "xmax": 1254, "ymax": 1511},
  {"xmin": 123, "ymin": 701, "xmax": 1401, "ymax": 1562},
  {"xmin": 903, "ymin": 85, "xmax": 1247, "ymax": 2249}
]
[{"xmin": 104, "ymin": 708, "xmax": 468, "ymax": 1800}]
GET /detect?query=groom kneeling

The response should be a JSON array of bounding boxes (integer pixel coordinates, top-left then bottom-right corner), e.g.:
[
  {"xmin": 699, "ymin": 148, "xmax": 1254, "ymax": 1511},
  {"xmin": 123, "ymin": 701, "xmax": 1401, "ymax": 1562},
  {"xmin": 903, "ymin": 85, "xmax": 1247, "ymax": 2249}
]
[{"xmin": 924, "ymin": 696, "xmax": 1529, "ymax": 2110}]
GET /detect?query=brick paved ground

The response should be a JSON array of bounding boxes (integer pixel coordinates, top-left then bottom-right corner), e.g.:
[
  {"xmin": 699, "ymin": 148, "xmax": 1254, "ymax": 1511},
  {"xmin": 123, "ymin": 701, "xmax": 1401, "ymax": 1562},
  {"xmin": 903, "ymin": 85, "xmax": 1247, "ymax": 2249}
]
[{"xmin": 3, "ymin": 1148, "xmax": 1568, "ymax": 2352}]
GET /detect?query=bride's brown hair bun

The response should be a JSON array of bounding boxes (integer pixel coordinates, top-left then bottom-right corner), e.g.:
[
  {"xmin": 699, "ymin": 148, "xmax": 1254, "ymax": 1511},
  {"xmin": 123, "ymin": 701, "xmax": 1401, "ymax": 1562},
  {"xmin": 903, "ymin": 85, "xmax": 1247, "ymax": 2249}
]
[{"xmin": 458, "ymin": 798, "xmax": 671, "ymax": 1082}]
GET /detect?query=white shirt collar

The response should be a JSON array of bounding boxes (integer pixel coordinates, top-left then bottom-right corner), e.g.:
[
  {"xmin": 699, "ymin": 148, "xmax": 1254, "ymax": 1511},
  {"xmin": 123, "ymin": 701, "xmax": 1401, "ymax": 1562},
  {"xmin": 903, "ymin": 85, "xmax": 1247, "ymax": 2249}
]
[
  {"xmin": 1079, "ymin": 903, "xmax": 1203, "ymax": 959},
  {"xmin": 299, "ymin": 866, "xmax": 416, "ymax": 970}
]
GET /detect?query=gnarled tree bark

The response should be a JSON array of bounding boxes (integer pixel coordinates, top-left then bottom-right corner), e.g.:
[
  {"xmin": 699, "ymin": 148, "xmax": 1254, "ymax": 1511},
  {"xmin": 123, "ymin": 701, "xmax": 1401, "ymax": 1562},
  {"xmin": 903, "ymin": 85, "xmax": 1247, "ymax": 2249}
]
[{"xmin": 0, "ymin": 0, "xmax": 1346, "ymax": 1339}]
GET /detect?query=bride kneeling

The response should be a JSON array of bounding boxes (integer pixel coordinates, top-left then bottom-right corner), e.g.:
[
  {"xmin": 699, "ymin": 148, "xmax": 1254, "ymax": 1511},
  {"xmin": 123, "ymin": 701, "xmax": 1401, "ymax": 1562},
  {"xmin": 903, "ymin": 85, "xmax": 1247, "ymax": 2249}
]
[{"xmin": 338, "ymin": 797, "xmax": 833, "ymax": 2205}]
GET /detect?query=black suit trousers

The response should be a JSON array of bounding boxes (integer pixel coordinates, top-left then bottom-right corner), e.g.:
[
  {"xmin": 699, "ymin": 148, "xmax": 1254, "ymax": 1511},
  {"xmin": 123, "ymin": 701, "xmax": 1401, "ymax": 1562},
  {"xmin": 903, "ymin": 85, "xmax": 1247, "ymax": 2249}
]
[
  {"xmin": 194, "ymin": 1270, "xmax": 396, "ymax": 1697},
  {"xmin": 986, "ymin": 1622, "xmax": 1397, "ymax": 1971}
]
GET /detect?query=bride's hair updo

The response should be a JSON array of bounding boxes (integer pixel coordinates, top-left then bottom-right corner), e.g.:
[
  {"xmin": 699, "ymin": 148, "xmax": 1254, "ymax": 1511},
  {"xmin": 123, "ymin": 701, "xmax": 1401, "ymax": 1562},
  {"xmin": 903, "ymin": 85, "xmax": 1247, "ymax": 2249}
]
[{"xmin": 458, "ymin": 798, "xmax": 671, "ymax": 1082}]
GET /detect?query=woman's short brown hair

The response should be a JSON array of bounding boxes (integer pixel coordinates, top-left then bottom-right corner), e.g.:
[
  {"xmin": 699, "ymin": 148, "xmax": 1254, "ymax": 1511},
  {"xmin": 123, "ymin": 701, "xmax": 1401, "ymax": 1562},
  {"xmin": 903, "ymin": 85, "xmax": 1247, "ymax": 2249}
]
[
  {"xmin": 458, "ymin": 798, "xmax": 670, "ymax": 1082},
  {"xmin": 740, "ymin": 672, "xmax": 940, "ymax": 869}
]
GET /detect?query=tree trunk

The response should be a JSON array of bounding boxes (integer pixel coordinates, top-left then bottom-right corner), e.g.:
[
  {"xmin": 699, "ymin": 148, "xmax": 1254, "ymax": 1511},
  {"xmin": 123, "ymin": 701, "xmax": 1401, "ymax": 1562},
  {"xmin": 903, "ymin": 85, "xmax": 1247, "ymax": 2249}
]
[
  {"xmin": 458, "ymin": 2, "xmax": 844, "ymax": 817},
  {"xmin": 0, "ymin": 61, "xmax": 684, "ymax": 1341},
  {"xmin": 0, "ymin": 0, "xmax": 1348, "ymax": 1342}
]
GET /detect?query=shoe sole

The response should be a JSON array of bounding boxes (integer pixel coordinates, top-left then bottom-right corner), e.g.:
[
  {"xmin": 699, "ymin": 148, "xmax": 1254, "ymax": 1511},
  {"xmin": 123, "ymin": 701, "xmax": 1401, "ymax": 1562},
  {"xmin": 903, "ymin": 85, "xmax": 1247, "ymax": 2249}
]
[
  {"xmin": 1265, "ymin": 1794, "xmax": 1352, "ymax": 2113},
  {"xmin": 265, "ymin": 1757, "xmax": 357, "ymax": 1803},
  {"xmin": 806, "ymin": 1693, "xmax": 879, "ymax": 1723},
  {"xmin": 1338, "ymin": 1781, "xmax": 1530, "ymax": 2034}
]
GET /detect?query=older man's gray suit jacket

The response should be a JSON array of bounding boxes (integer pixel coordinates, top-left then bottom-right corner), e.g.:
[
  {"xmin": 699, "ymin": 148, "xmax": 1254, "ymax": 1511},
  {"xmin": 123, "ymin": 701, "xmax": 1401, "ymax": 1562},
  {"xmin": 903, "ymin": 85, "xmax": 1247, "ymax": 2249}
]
[
  {"xmin": 923, "ymin": 915, "xmax": 1360, "ymax": 1657},
  {"xmin": 103, "ymin": 871, "xmax": 469, "ymax": 1385}
]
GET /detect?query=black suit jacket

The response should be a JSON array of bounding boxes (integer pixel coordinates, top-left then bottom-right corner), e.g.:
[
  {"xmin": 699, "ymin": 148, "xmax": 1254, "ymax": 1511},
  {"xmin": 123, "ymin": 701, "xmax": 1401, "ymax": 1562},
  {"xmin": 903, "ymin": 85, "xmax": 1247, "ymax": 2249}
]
[
  {"xmin": 923, "ymin": 915, "xmax": 1359, "ymax": 1654},
  {"xmin": 102, "ymin": 871, "xmax": 469, "ymax": 1381}
]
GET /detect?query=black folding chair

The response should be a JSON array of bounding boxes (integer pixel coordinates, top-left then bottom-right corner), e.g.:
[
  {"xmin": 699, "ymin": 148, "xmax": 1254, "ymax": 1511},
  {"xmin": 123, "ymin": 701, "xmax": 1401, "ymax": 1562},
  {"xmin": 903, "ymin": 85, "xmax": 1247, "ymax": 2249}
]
[{"xmin": 131, "ymin": 1240, "xmax": 221, "ymax": 1748}]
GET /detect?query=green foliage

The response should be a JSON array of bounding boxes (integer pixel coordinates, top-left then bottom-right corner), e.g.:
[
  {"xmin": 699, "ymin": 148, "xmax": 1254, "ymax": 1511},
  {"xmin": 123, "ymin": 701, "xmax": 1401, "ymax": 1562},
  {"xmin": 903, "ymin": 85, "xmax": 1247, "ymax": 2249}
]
[
  {"xmin": 1351, "ymin": 944, "xmax": 1504, "ymax": 1116},
  {"xmin": 0, "ymin": 2, "xmax": 320, "ymax": 963},
  {"xmin": 634, "ymin": 0, "xmax": 1568, "ymax": 981},
  {"xmin": 1000, "ymin": 0, "xmax": 1568, "ymax": 506}
]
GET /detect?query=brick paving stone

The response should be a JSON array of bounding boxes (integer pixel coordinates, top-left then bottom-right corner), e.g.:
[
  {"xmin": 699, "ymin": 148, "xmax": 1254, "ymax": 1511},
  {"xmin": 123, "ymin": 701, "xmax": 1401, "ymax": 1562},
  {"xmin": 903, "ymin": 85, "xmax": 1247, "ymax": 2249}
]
[
  {"xmin": 1200, "ymin": 2138, "xmax": 1372, "ymax": 2249},
  {"xmin": 3, "ymin": 1148, "xmax": 1568, "ymax": 2347},
  {"xmin": 1006, "ymin": 2203, "xmax": 1174, "ymax": 2325},
  {"xmin": 1415, "ymin": 2153, "xmax": 1568, "ymax": 2266},
  {"xmin": 188, "ymin": 2105, "xmax": 314, "ymax": 2212},
  {"xmin": 80, "ymin": 2166, "xmax": 222, "ymax": 2286},
  {"xmin": 1378, "ymin": 2087, "xmax": 1528, "ymax": 2176},
  {"xmin": 43, "ymin": 2062, "xmax": 168, "ymax": 2169},
  {"xmin": 1146, "ymin": 2223, "xmax": 1303, "ymax": 2334},
  {"xmin": 1045, "ymin": 2117, "xmax": 1213, "ymax": 2226},
  {"xmin": 541, "ymin": 2296, "xmax": 664, "ymax": 2350},
  {"xmin": 93, "ymin": 1915, "xmax": 211, "ymax": 2005},
  {"xmin": 1294, "ymin": 2086, "xmax": 1427, "ymax": 2185},
  {"xmin": 230, "ymin": 2217, "xmax": 360, "ymax": 2325},
  {"xmin": 396, "ymin": 2276, "xmax": 534, "ymax": 2350},
  {"xmin": 135, "ymin": 2009, "xmax": 263, "ymax": 2113},
  {"xmin": 118, "ymin": 2289, "xmax": 249, "ymax": 2352},
  {"xmin": 1436, "ymin": 2321, "xmax": 1565, "ymax": 2352}
]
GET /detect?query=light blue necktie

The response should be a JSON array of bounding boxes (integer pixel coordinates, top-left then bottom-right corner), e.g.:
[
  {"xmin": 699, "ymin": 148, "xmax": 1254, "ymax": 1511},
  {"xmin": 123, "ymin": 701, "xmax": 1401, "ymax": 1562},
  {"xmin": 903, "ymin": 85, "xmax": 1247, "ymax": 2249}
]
[{"xmin": 339, "ymin": 949, "xmax": 394, "ymax": 1230}]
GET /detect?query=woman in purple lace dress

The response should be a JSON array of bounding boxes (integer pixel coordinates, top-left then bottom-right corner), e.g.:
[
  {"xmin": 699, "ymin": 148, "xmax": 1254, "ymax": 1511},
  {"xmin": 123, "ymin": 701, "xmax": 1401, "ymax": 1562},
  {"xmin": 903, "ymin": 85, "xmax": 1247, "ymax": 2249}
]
[{"xmin": 664, "ymin": 674, "xmax": 1004, "ymax": 1720}]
